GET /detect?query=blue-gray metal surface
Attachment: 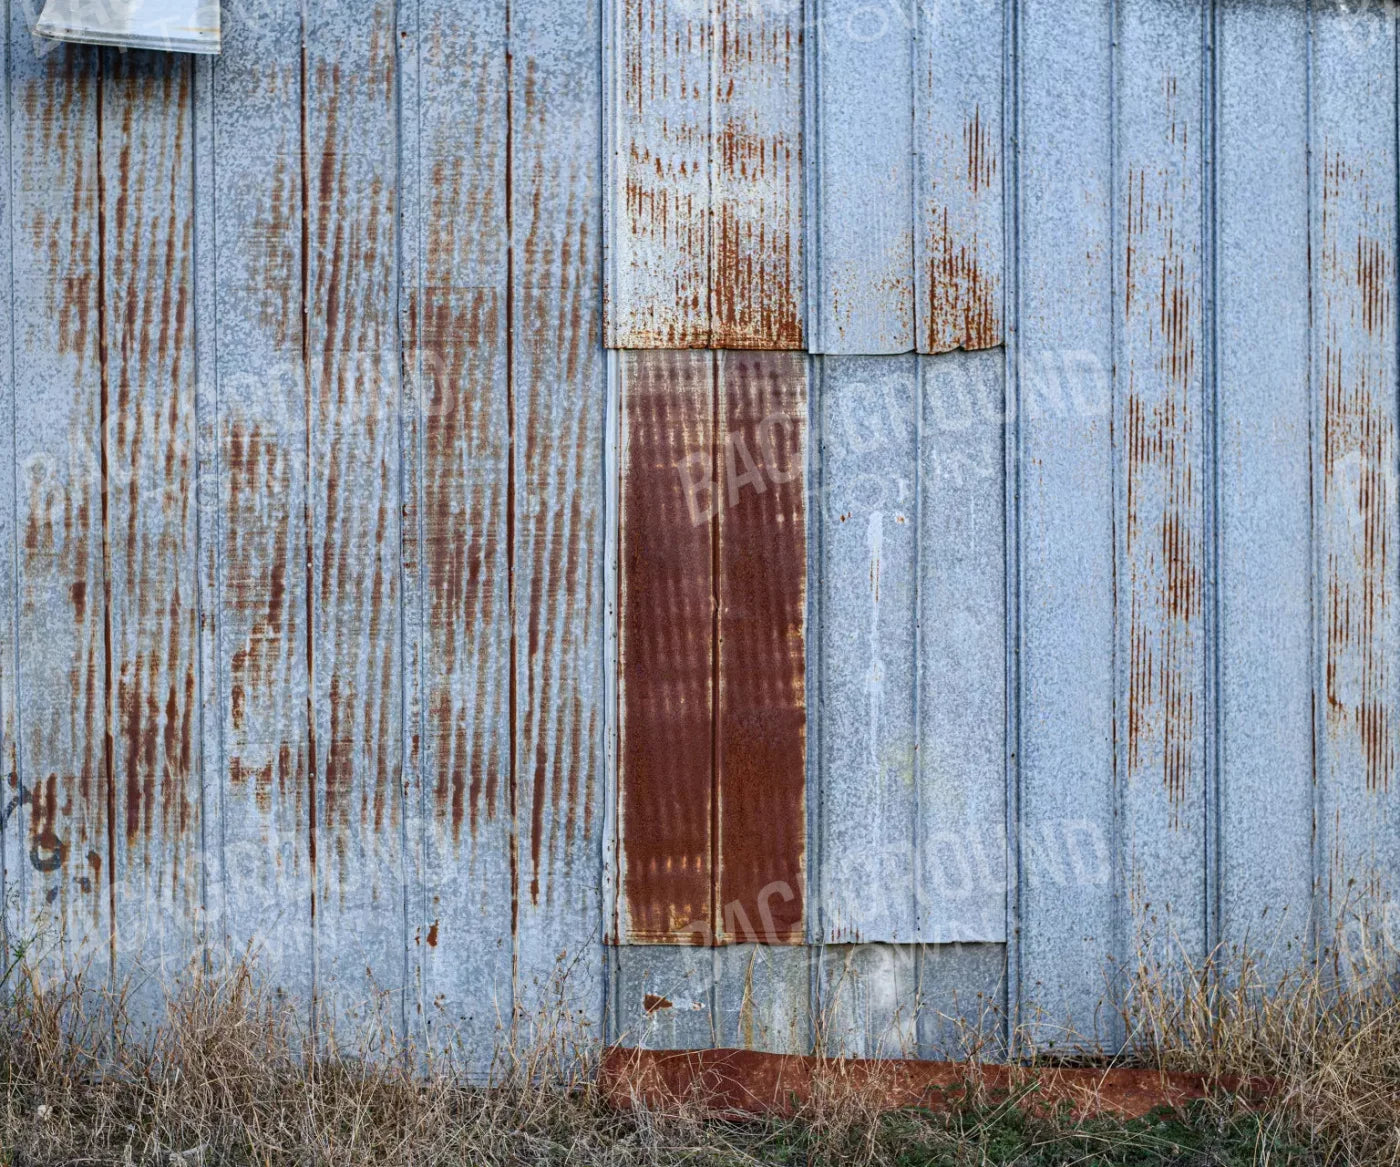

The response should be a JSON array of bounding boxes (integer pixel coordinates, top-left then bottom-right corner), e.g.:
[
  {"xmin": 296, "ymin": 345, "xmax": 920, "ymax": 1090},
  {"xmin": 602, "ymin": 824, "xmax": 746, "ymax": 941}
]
[{"xmin": 1, "ymin": 0, "xmax": 1398, "ymax": 1075}]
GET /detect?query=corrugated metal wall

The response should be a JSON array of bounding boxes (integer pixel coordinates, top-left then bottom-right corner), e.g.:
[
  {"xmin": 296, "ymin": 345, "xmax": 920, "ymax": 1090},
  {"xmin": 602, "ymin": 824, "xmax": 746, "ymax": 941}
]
[{"xmin": 0, "ymin": 0, "xmax": 1396, "ymax": 1072}]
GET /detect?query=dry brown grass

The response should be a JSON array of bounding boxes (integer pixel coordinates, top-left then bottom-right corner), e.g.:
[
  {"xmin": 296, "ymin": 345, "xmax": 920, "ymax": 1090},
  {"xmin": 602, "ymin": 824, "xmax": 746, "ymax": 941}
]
[
  {"xmin": 1120, "ymin": 917, "xmax": 1400, "ymax": 1165},
  {"xmin": 0, "ymin": 931, "xmax": 1398, "ymax": 1165}
]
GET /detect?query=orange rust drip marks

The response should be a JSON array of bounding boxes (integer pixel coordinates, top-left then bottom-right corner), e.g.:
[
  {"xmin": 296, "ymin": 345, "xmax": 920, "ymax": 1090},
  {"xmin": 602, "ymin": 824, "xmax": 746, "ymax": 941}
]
[
  {"xmin": 17, "ymin": 48, "xmax": 107, "ymax": 910},
  {"xmin": 710, "ymin": 0, "xmax": 803, "ymax": 350},
  {"xmin": 1119, "ymin": 86, "xmax": 1203, "ymax": 823},
  {"xmin": 619, "ymin": 0, "xmax": 709, "ymax": 347},
  {"xmin": 305, "ymin": 32, "xmax": 402, "ymax": 882},
  {"xmin": 923, "ymin": 105, "xmax": 1001, "ymax": 353},
  {"xmin": 411, "ymin": 37, "xmax": 507, "ymax": 846},
  {"xmin": 1319, "ymin": 147, "xmax": 1396, "ymax": 796},
  {"xmin": 103, "ymin": 57, "xmax": 199, "ymax": 861},
  {"xmin": 514, "ymin": 53, "xmax": 604, "ymax": 907}
]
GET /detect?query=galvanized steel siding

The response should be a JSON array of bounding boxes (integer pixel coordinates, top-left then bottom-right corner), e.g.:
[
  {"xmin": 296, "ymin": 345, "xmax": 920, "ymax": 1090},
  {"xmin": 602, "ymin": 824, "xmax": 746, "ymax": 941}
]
[{"xmin": 2, "ymin": 0, "xmax": 1399, "ymax": 1070}]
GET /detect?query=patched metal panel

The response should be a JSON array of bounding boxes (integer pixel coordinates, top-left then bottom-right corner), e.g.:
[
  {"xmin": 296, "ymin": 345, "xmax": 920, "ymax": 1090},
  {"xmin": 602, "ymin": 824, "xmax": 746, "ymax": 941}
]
[
  {"xmin": 1216, "ymin": 0, "xmax": 1313, "ymax": 967},
  {"xmin": 1310, "ymin": 0, "xmax": 1400, "ymax": 956},
  {"xmin": 618, "ymin": 350, "xmax": 807, "ymax": 946},
  {"xmin": 816, "ymin": 351, "xmax": 1005, "ymax": 946},
  {"xmin": 605, "ymin": 0, "xmax": 804, "ymax": 349}
]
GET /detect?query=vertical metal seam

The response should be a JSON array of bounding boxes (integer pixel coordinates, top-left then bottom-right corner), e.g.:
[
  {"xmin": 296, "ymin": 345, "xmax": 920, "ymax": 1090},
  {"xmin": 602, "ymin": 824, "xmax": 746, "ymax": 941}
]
[
  {"xmin": 909, "ymin": 0, "xmax": 924, "ymax": 950},
  {"xmin": 297, "ymin": 0, "xmax": 321, "ymax": 1039},
  {"xmin": 803, "ymin": 0, "xmax": 822, "ymax": 353},
  {"xmin": 2, "ymin": 0, "xmax": 27, "ymax": 948},
  {"xmin": 599, "ymin": 0, "xmax": 618, "ymax": 1034},
  {"xmin": 390, "ymin": 0, "xmax": 410, "ymax": 1048},
  {"xmin": 1202, "ymin": 0, "xmax": 1222, "ymax": 964},
  {"xmin": 96, "ymin": 47, "xmax": 117, "ymax": 993},
  {"xmin": 710, "ymin": 349, "xmax": 721, "ymax": 942},
  {"xmin": 706, "ymin": 0, "xmax": 717, "ymax": 345},
  {"xmin": 189, "ymin": 51, "xmax": 221, "ymax": 975},
  {"xmin": 504, "ymin": 0, "xmax": 520, "ymax": 1043},
  {"xmin": 805, "ymin": 351, "xmax": 822, "ymax": 1036},
  {"xmin": 411, "ymin": 0, "xmax": 429, "ymax": 1046},
  {"xmin": 1304, "ymin": 0, "xmax": 1322, "ymax": 966},
  {"xmin": 1107, "ymin": 0, "xmax": 1125, "ymax": 1052},
  {"xmin": 1002, "ymin": 0, "xmax": 1022, "ymax": 1057}
]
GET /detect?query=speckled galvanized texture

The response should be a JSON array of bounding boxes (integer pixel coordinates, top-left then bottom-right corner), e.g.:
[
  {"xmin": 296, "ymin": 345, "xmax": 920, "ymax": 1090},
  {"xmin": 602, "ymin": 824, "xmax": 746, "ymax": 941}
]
[{"xmin": 1, "ymin": 0, "xmax": 1399, "ymax": 1077}]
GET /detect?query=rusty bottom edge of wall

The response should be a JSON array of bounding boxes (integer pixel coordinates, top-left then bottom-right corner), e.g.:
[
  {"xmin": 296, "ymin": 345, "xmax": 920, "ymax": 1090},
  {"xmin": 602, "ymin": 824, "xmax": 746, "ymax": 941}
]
[{"xmin": 598, "ymin": 1047, "xmax": 1275, "ymax": 1121}]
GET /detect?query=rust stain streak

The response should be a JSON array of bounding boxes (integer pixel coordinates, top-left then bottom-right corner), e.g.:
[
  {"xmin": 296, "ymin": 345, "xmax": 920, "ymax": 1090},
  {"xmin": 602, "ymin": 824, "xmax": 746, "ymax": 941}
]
[
  {"xmin": 1319, "ymin": 146, "xmax": 1396, "ymax": 797},
  {"xmin": 16, "ymin": 47, "xmax": 109, "ymax": 939},
  {"xmin": 1120, "ymin": 75, "xmax": 1203, "ymax": 828},
  {"xmin": 921, "ymin": 94, "xmax": 1002, "ymax": 353}
]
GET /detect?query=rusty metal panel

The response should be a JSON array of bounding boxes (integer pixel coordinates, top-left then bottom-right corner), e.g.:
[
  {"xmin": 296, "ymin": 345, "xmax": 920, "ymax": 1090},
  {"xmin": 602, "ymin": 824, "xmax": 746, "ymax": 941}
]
[
  {"xmin": 207, "ymin": 4, "xmax": 312, "ymax": 1005},
  {"xmin": 7, "ymin": 40, "xmax": 110, "ymax": 977},
  {"xmin": 605, "ymin": 0, "xmax": 803, "ymax": 349},
  {"xmin": 915, "ymin": 0, "xmax": 1004, "ymax": 353},
  {"xmin": 717, "ymin": 351, "xmax": 805, "ymax": 945},
  {"xmin": 611, "ymin": 946, "xmax": 717, "ymax": 1049},
  {"xmin": 1216, "ymin": 0, "xmax": 1313, "ymax": 967},
  {"xmin": 618, "ymin": 350, "xmax": 714, "ymax": 943},
  {"xmin": 1114, "ymin": 0, "xmax": 1207, "ymax": 973},
  {"xmin": 510, "ymin": 0, "xmax": 608, "ymax": 1049},
  {"xmin": 817, "ymin": 355, "xmax": 918, "ymax": 943},
  {"xmin": 618, "ymin": 350, "xmax": 807, "ymax": 946},
  {"xmin": 400, "ymin": 0, "xmax": 513, "ymax": 1067},
  {"xmin": 1016, "ymin": 0, "xmax": 1118, "ymax": 1049},
  {"xmin": 100, "ymin": 52, "xmax": 201, "ymax": 1022},
  {"xmin": 919, "ymin": 350, "xmax": 1005, "ymax": 944},
  {"xmin": 1310, "ymin": 1, "xmax": 1400, "ymax": 954}
]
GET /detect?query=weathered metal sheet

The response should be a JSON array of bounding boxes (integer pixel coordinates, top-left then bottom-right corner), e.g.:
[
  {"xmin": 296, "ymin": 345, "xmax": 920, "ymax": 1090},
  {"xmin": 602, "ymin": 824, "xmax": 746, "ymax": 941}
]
[
  {"xmin": 816, "ymin": 352, "xmax": 1005, "ymax": 946},
  {"xmin": 1310, "ymin": 1, "xmax": 1400, "ymax": 961},
  {"xmin": 1115, "ymin": 0, "xmax": 1207, "ymax": 974},
  {"xmin": 510, "ymin": 0, "xmax": 608, "ymax": 1052},
  {"xmin": 1016, "ymin": 0, "xmax": 1118, "ymax": 1049},
  {"xmin": 807, "ymin": 0, "xmax": 913, "ymax": 354},
  {"xmin": 918, "ymin": 351, "xmax": 1005, "ymax": 943},
  {"xmin": 1215, "ymin": 0, "xmax": 1313, "ymax": 966},
  {"xmin": 817, "ymin": 942, "xmax": 1005, "ymax": 1059},
  {"xmin": 817, "ymin": 355, "xmax": 919, "ymax": 942},
  {"xmin": 915, "ymin": 0, "xmax": 1004, "ymax": 353},
  {"xmin": 7, "ymin": 40, "xmax": 110, "ymax": 977},
  {"xmin": 401, "ymin": 0, "xmax": 513, "ymax": 1066},
  {"xmin": 0, "ymin": 0, "xmax": 18, "ymax": 961},
  {"xmin": 717, "ymin": 351, "xmax": 806, "ymax": 945},
  {"xmin": 208, "ymin": 1, "xmax": 312, "ymax": 1007},
  {"xmin": 712, "ymin": 945, "xmax": 810, "ymax": 1052},
  {"xmin": 606, "ymin": 0, "xmax": 803, "ymax": 349},
  {"xmin": 100, "ymin": 52, "xmax": 201, "ymax": 1023},
  {"xmin": 302, "ymin": 0, "xmax": 407, "ymax": 1038},
  {"xmin": 618, "ymin": 350, "xmax": 714, "ymax": 944}
]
